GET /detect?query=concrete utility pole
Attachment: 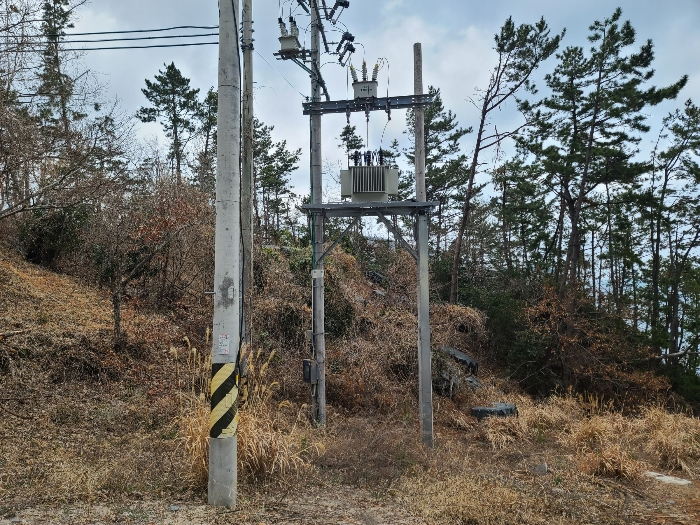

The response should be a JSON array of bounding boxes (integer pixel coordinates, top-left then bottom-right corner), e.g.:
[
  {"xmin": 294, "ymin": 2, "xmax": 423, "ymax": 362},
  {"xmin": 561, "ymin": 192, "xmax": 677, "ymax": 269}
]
[
  {"xmin": 414, "ymin": 43, "xmax": 426, "ymax": 203},
  {"xmin": 414, "ymin": 42, "xmax": 434, "ymax": 447},
  {"xmin": 242, "ymin": 0, "xmax": 254, "ymax": 342},
  {"xmin": 209, "ymin": 0, "xmax": 242, "ymax": 506},
  {"xmin": 310, "ymin": 0, "xmax": 326, "ymax": 426}
]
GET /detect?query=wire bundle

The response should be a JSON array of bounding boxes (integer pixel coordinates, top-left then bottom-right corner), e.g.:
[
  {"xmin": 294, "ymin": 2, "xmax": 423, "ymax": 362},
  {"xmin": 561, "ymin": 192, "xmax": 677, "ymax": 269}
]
[{"xmin": 4, "ymin": 25, "xmax": 220, "ymax": 51}]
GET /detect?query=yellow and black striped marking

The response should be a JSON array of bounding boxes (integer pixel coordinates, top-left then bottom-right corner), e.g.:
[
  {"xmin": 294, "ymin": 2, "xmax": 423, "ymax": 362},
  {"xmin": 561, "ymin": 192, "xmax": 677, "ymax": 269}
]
[{"xmin": 210, "ymin": 363, "xmax": 239, "ymax": 438}]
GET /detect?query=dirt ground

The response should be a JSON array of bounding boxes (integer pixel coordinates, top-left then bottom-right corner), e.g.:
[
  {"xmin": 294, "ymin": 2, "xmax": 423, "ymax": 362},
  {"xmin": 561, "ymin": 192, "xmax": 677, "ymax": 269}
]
[
  {"xmin": 0, "ymin": 484, "xmax": 422, "ymax": 525},
  {"xmin": 2, "ymin": 479, "xmax": 700, "ymax": 525}
]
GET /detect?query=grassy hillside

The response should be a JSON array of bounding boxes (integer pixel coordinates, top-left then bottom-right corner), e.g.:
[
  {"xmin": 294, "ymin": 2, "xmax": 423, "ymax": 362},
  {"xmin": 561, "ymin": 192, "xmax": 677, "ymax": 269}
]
[{"xmin": 2, "ymin": 247, "xmax": 700, "ymax": 524}]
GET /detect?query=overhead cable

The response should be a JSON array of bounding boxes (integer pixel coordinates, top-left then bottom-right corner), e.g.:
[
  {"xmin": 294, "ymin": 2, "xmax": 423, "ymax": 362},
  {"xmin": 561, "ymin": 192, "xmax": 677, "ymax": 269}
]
[
  {"xmin": 15, "ymin": 32, "xmax": 219, "ymax": 43},
  {"xmin": 2, "ymin": 41, "xmax": 219, "ymax": 52},
  {"xmin": 255, "ymin": 49, "xmax": 306, "ymax": 99},
  {"xmin": 43, "ymin": 25, "xmax": 219, "ymax": 37}
]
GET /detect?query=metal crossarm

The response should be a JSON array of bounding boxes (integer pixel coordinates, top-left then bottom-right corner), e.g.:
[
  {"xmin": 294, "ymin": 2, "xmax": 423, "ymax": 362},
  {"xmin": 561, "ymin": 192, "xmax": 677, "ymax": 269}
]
[
  {"xmin": 302, "ymin": 94, "xmax": 434, "ymax": 115},
  {"xmin": 303, "ymin": 201, "xmax": 438, "ymax": 218}
]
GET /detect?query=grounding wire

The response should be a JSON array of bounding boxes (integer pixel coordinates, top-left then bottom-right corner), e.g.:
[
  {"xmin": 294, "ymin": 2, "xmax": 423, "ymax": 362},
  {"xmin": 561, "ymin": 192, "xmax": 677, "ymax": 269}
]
[{"xmin": 227, "ymin": 0, "xmax": 246, "ymax": 349}]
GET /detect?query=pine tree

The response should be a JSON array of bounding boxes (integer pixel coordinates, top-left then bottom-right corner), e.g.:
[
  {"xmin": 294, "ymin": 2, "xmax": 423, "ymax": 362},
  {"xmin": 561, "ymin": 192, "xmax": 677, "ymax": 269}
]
[
  {"xmin": 38, "ymin": 0, "xmax": 84, "ymax": 150},
  {"xmin": 405, "ymin": 86, "xmax": 471, "ymax": 254},
  {"xmin": 449, "ymin": 15, "xmax": 563, "ymax": 304},
  {"xmin": 192, "ymin": 88, "xmax": 218, "ymax": 195},
  {"xmin": 523, "ymin": 8, "xmax": 687, "ymax": 295},
  {"xmin": 137, "ymin": 63, "xmax": 200, "ymax": 183},
  {"xmin": 643, "ymin": 100, "xmax": 700, "ymax": 357},
  {"xmin": 491, "ymin": 159, "xmax": 555, "ymax": 277},
  {"xmin": 253, "ymin": 118, "xmax": 301, "ymax": 241},
  {"xmin": 337, "ymin": 124, "xmax": 364, "ymax": 153}
]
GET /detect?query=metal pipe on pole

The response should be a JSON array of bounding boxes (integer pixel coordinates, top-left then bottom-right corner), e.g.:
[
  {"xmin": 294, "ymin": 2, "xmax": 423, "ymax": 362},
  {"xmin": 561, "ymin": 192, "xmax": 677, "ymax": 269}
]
[
  {"xmin": 414, "ymin": 42, "xmax": 434, "ymax": 448},
  {"xmin": 242, "ymin": 0, "xmax": 254, "ymax": 343},
  {"xmin": 310, "ymin": 0, "xmax": 326, "ymax": 426},
  {"xmin": 209, "ymin": 0, "xmax": 242, "ymax": 506}
]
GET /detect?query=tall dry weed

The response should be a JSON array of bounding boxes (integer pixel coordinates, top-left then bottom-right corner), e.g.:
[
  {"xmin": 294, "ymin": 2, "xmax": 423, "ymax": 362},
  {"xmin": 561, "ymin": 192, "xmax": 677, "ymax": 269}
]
[
  {"xmin": 479, "ymin": 394, "xmax": 654, "ymax": 481},
  {"xmin": 576, "ymin": 443, "xmax": 647, "ymax": 481},
  {"xmin": 563, "ymin": 413, "xmax": 633, "ymax": 452},
  {"xmin": 238, "ymin": 407, "xmax": 325, "ymax": 483},
  {"xmin": 561, "ymin": 409, "xmax": 647, "ymax": 480},
  {"xmin": 180, "ymin": 399, "xmax": 210, "ymax": 487},
  {"xmin": 639, "ymin": 406, "xmax": 700, "ymax": 473},
  {"xmin": 178, "ymin": 346, "xmax": 324, "ymax": 489},
  {"xmin": 483, "ymin": 395, "xmax": 582, "ymax": 450}
]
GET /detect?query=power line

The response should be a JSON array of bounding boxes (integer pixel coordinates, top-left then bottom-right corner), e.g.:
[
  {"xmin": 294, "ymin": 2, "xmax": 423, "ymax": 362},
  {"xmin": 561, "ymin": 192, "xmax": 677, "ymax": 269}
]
[
  {"xmin": 42, "ymin": 25, "xmax": 219, "ymax": 37},
  {"xmin": 17, "ymin": 32, "xmax": 219, "ymax": 43},
  {"xmin": 3, "ymin": 41, "xmax": 219, "ymax": 52},
  {"xmin": 255, "ymin": 49, "xmax": 306, "ymax": 99}
]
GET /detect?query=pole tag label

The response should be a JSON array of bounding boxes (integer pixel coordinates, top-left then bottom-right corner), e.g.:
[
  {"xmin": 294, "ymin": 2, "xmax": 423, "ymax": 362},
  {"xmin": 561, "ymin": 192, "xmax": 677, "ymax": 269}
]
[{"xmin": 218, "ymin": 334, "xmax": 230, "ymax": 355}]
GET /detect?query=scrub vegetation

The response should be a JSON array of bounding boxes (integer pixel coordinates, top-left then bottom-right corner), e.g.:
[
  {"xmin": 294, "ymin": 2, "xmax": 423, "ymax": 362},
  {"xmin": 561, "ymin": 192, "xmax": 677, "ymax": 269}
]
[{"xmin": 1, "ymin": 2, "xmax": 700, "ymax": 523}]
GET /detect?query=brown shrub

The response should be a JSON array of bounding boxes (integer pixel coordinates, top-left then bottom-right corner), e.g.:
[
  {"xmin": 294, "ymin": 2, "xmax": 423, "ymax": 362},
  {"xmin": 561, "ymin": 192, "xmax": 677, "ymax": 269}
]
[
  {"xmin": 483, "ymin": 395, "xmax": 582, "ymax": 450},
  {"xmin": 524, "ymin": 286, "xmax": 671, "ymax": 408},
  {"xmin": 639, "ymin": 406, "xmax": 700, "ymax": 473},
  {"xmin": 577, "ymin": 443, "xmax": 647, "ymax": 481}
]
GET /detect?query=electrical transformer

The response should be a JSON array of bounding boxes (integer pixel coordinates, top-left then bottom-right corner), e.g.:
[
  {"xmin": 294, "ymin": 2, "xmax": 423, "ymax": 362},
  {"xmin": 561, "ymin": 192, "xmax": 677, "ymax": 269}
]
[
  {"xmin": 351, "ymin": 61, "xmax": 379, "ymax": 99},
  {"xmin": 278, "ymin": 35, "xmax": 301, "ymax": 56},
  {"xmin": 340, "ymin": 165, "xmax": 399, "ymax": 203},
  {"xmin": 278, "ymin": 16, "xmax": 301, "ymax": 58},
  {"xmin": 353, "ymin": 80, "xmax": 378, "ymax": 99}
]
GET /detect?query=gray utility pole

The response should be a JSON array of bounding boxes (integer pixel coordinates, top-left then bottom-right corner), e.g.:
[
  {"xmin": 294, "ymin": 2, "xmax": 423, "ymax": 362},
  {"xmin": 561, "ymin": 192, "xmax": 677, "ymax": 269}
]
[
  {"xmin": 209, "ymin": 0, "xmax": 242, "ymax": 506},
  {"xmin": 310, "ymin": 0, "xmax": 326, "ymax": 426},
  {"xmin": 241, "ymin": 0, "xmax": 254, "ymax": 343},
  {"xmin": 414, "ymin": 42, "xmax": 434, "ymax": 448}
]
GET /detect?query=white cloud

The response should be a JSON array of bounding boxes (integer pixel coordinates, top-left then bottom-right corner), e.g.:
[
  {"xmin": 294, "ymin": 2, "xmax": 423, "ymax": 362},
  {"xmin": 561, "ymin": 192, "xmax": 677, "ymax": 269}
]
[
  {"xmin": 383, "ymin": 0, "xmax": 406, "ymax": 12},
  {"xmin": 68, "ymin": 0, "xmax": 700, "ymax": 197}
]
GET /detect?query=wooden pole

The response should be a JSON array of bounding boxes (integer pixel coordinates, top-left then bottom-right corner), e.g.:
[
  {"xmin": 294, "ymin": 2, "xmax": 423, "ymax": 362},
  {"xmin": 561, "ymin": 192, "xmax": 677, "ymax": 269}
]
[{"xmin": 209, "ymin": 0, "xmax": 241, "ymax": 506}]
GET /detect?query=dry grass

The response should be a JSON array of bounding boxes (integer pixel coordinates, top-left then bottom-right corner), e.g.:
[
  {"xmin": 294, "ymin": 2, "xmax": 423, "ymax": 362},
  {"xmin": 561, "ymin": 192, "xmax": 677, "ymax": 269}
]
[
  {"xmin": 480, "ymin": 394, "xmax": 700, "ymax": 481},
  {"xmin": 0, "ymin": 249, "xmax": 113, "ymax": 334},
  {"xmin": 180, "ymin": 399, "xmax": 210, "ymax": 487},
  {"xmin": 639, "ymin": 406, "xmax": 700, "ymax": 473},
  {"xmin": 564, "ymin": 413, "xmax": 634, "ymax": 452},
  {"xmin": 238, "ymin": 407, "xmax": 325, "ymax": 483},
  {"xmin": 398, "ymin": 465, "xmax": 640, "ymax": 525},
  {"xmin": 401, "ymin": 475, "xmax": 562, "ymax": 525},
  {"xmin": 178, "ymin": 343, "xmax": 325, "ymax": 489},
  {"xmin": 5, "ymin": 244, "xmax": 700, "ymax": 523},
  {"xmin": 577, "ymin": 444, "xmax": 647, "ymax": 481},
  {"xmin": 480, "ymin": 394, "xmax": 581, "ymax": 450},
  {"xmin": 179, "ymin": 397, "xmax": 325, "ymax": 488}
]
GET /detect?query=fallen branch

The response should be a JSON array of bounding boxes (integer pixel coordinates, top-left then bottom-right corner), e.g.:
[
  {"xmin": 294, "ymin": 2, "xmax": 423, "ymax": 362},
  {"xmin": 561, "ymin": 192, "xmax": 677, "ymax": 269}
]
[{"xmin": 652, "ymin": 350, "xmax": 700, "ymax": 360}]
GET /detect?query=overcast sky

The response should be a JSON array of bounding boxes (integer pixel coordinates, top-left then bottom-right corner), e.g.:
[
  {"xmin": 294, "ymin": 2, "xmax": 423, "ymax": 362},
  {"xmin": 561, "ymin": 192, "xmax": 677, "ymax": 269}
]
[{"xmin": 70, "ymin": 0, "xmax": 700, "ymax": 197}]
